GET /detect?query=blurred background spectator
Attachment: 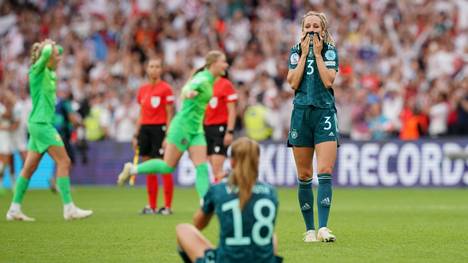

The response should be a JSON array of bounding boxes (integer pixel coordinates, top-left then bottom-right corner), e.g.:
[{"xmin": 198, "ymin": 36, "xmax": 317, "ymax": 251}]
[{"xmin": 0, "ymin": 0, "xmax": 466, "ymax": 143}]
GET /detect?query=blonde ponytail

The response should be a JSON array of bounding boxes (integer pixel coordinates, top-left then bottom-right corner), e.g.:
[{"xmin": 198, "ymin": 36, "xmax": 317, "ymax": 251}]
[
  {"xmin": 229, "ymin": 137, "xmax": 260, "ymax": 210},
  {"xmin": 191, "ymin": 50, "xmax": 225, "ymax": 77}
]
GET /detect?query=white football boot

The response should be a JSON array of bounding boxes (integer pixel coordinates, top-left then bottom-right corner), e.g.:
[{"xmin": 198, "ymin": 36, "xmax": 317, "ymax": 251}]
[
  {"xmin": 303, "ymin": 229, "xmax": 319, "ymax": 242},
  {"xmin": 6, "ymin": 209, "xmax": 35, "ymax": 222},
  {"xmin": 317, "ymin": 227, "xmax": 336, "ymax": 242},
  {"xmin": 64, "ymin": 204, "xmax": 93, "ymax": 221},
  {"xmin": 117, "ymin": 162, "xmax": 133, "ymax": 186}
]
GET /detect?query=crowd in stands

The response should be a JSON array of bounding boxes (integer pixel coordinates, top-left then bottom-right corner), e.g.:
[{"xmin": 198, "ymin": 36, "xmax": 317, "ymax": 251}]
[{"xmin": 0, "ymin": 0, "xmax": 467, "ymax": 143}]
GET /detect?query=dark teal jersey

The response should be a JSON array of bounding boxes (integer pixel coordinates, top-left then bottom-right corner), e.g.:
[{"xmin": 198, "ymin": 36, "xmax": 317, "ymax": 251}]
[
  {"xmin": 288, "ymin": 42, "xmax": 339, "ymax": 109},
  {"xmin": 201, "ymin": 180, "xmax": 279, "ymax": 263},
  {"xmin": 54, "ymin": 99, "xmax": 73, "ymax": 139}
]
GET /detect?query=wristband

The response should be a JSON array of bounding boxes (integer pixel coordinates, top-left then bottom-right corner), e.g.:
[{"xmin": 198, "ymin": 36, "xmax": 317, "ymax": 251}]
[{"xmin": 227, "ymin": 129, "xmax": 234, "ymax": 134}]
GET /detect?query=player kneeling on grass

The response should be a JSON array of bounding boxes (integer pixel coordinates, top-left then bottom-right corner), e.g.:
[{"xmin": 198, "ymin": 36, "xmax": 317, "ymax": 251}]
[
  {"xmin": 5, "ymin": 39, "xmax": 92, "ymax": 221},
  {"xmin": 176, "ymin": 137, "xmax": 283, "ymax": 263}
]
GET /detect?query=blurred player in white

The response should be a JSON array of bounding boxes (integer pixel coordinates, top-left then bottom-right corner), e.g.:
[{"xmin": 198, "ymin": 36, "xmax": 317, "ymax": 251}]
[
  {"xmin": 0, "ymin": 93, "xmax": 15, "ymax": 194},
  {"xmin": 9, "ymin": 90, "xmax": 30, "ymax": 184}
]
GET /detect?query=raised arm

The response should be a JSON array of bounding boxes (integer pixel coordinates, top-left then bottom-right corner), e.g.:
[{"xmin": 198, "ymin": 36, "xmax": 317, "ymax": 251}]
[
  {"xmin": 31, "ymin": 42, "xmax": 53, "ymax": 74},
  {"xmin": 312, "ymin": 34, "xmax": 337, "ymax": 88},
  {"xmin": 287, "ymin": 36, "xmax": 310, "ymax": 90}
]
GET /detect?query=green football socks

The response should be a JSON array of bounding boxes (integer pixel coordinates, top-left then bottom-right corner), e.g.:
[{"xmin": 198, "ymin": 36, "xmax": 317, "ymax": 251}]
[
  {"xmin": 317, "ymin": 173, "xmax": 333, "ymax": 228},
  {"xmin": 12, "ymin": 176, "xmax": 30, "ymax": 204},
  {"xmin": 298, "ymin": 178, "xmax": 315, "ymax": 231},
  {"xmin": 195, "ymin": 163, "xmax": 210, "ymax": 198},
  {"xmin": 137, "ymin": 159, "xmax": 175, "ymax": 175},
  {"xmin": 57, "ymin": 176, "xmax": 73, "ymax": 204}
]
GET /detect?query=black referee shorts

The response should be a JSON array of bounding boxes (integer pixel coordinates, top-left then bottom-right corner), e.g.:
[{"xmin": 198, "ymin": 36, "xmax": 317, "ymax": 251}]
[
  {"xmin": 204, "ymin": 124, "xmax": 228, "ymax": 156},
  {"xmin": 138, "ymin": 125, "xmax": 166, "ymax": 158}
]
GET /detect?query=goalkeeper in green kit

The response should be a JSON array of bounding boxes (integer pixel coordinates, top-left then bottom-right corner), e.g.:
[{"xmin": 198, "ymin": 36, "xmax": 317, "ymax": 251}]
[
  {"xmin": 118, "ymin": 51, "xmax": 229, "ymax": 201},
  {"xmin": 6, "ymin": 39, "xmax": 93, "ymax": 221}
]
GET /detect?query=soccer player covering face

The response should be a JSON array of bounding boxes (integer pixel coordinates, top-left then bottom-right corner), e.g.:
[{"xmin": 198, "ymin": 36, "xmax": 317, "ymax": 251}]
[
  {"xmin": 286, "ymin": 11, "xmax": 339, "ymax": 242},
  {"xmin": 204, "ymin": 75, "xmax": 237, "ymax": 182},
  {"xmin": 176, "ymin": 137, "xmax": 283, "ymax": 263},
  {"xmin": 118, "ymin": 51, "xmax": 229, "ymax": 201},
  {"xmin": 6, "ymin": 39, "xmax": 93, "ymax": 221},
  {"xmin": 133, "ymin": 58, "xmax": 175, "ymax": 215}
]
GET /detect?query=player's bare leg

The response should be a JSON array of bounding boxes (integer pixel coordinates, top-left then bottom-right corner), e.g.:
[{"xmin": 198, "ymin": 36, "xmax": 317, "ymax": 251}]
[
  {"xmin": 6, "ymin": 151, "xmax": 41, "ymax": 221},
  {"xmin": 176, "ymin": 223, "xmax": 214, "ymax": 262}
]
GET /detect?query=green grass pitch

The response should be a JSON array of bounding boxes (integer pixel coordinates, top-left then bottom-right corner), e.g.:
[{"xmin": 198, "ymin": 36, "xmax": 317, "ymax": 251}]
[{"xmin": 1, "ymin": 187, "xmax": 467, "ymax": 262}]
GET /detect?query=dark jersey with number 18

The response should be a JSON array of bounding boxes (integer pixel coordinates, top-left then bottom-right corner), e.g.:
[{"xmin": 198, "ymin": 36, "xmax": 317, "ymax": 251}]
[{"xmin": 201, "ymin": 180, "xmax": 279, "ymax": 263}]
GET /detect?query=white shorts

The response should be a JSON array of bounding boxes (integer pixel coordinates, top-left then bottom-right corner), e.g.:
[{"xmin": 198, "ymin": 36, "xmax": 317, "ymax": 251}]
[
  {"xmin": 10, "ymin": 131, "xmax": 27, "ymax": 152},
  {"xmin": 0, "ymin": 131, "xmax": 12, "ymax": 154}
]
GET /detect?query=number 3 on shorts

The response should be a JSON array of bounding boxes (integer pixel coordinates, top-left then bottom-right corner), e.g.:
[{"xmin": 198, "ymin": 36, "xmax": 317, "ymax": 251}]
[{"xmin": 324, "ymin": 116, "xmax": 331, "ymax": 130}]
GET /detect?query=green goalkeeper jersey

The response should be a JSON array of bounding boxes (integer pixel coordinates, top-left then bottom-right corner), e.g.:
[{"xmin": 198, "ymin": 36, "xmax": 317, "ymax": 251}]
[
  {"xmin": 173, "ymin": 69, "xmax": 215, "ymax": 134},
  {"xmin": 28, "ymin": 44, "xmax": 57, "ymax": 124}
]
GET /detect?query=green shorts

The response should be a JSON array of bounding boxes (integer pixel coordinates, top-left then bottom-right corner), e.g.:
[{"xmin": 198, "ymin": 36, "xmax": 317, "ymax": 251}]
[
  {"xmin": 166, "ymin": 123, "xmax": 206, "ymax": 152},
  {"xmin": 288, "ymin": 105, "xmax": 339, "ymax": 147},
  {"xmin": 28, "ymin": 122, "xmax": 64, "ymax": 154}
]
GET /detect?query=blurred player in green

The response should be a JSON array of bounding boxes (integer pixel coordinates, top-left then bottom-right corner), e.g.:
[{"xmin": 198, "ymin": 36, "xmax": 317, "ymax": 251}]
[
  {"xmin": 176, "ymin": 137, "xmax": 283, "ymax": 263},
  {"xmin": 287, "ymin": 11, "xmax": 339, "ymax": 242},
  {"xmin": 6, "ymin": 39, "xmax": 93, "ymax": 221},
  {"xmin": 117, "ymin": 51, "xmax": 228, "ymax": 200}
]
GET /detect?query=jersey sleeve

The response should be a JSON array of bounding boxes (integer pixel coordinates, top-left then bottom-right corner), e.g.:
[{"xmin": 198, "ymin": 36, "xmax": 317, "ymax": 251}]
[
  {"xmin": 189, "ymin": 75, "xmax": 206, "ymax": 92},
  {"xmin": 323, "ymin": 45, "xmax": 339, "ymax": 72},
  {"xmin": 181, "ymin": 75, "xmax": 205, "ymax": 97},
  {"xmin": 201, "ymin": 186, "xmax": 215, "ymax": 214},
  {"xmin": 31, "ymin": 44, "xmax": 53, "ymax": 75},
  {"xmin": 224, "ymin": 80, "xmax": 238, "ymax": 102},
  {"xmin": 288, "ymin": 44, "xmax": 301, "ymax": 70}
]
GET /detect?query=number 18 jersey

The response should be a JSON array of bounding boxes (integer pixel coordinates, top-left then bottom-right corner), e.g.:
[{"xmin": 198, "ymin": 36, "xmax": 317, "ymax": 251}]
[{"xmin": 201, "ymin": 180, "xmax": 279, "ymax": 263}]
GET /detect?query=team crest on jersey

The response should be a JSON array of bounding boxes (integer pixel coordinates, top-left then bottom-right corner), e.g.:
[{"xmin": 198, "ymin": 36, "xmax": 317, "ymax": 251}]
[
  {"xmin": 151, "ymin": 96, "xmax": 161, "ymax": 108},
  {"xmin": 209, "ymin": 97, "xmax": 218, "ymax": 108},
  {"xmin": 325, "ymin": 50, "xmax": 336, "ymax": 60},
  {"xmin": 290, "ymin": 53, "xmax": 299, "ymax": 65},
  {"xmin": 290, "ymin": 129, "xmax": 298, "ymax": 139}
]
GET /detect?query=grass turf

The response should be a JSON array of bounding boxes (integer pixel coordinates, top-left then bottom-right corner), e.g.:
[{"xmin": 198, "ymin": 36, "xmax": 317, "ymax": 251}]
[{"xmin": 1, "ymin": 187, "xmax": 467, "ymax": 262}]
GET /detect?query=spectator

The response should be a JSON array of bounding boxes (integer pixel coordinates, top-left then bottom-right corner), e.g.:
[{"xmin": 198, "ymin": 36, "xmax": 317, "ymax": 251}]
[
  {"xmin": 428, "ymin": 92, "xmax": 449, "ymax": 137},
  {"xmin": 0, "ymin": 0, "xmax": 465, "ymax": 142},
  {"xmin": 400, "ymin": 98, "xmax": 429, "ymax": 141},
  {"xmin": 368, "ymin": 103, "xmax": 392, "ymax": 141},
  {"xmin": 83, "ymin": 93, "xmax": 111, "ymax": 141},
  {"xmin": 244, "ymin": 103, "xmax": 272, "ymax": 142},
  {"xmin": 454, "ymin": 84, "xmax": 468, "ymax": 135},
  {"xmin": 113, "ymin": 95, "xmax": 139, "ymax": 142}
]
